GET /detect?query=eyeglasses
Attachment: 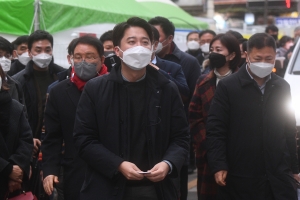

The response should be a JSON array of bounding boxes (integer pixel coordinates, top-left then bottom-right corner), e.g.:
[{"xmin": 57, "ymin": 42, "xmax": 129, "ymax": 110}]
[{"xmin": 72, "ymin": 55, "xmax": 99, "ymax": 63}]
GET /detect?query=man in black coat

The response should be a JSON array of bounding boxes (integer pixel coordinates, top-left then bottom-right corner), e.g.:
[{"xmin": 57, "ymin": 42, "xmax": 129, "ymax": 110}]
[
  {"xmin": 73, "ymin": 17, "xmax": 189, "ymax": 200},
  {"xmin": 150, "ymin": 25, "xmax": 189, "ymax": 100},
  {"xmin": 206, "ymin": 33, "xmax": 299, "ymax": 199},
  {"xmin": 42, "ymin": 36, "xmax": 107, "ymax": 200},
  {"xmin": 13, "ymin": 30, "xmax": 65, "ymax": 151}
]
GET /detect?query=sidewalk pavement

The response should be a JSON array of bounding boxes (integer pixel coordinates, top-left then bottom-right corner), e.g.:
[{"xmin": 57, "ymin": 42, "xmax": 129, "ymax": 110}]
[{"xmin": 187, "ymin": 170, "xmax": 197, "ymax": 200}]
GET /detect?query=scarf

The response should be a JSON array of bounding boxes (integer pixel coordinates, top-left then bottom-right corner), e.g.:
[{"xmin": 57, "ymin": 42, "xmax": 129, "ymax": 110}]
[
  {"xmin": 214, "ymin": 69, "xmax": 232, "ymax": 86},
  {"xmin": 71, "ymin": 64, "xmax": 108, "ymax": 91}
]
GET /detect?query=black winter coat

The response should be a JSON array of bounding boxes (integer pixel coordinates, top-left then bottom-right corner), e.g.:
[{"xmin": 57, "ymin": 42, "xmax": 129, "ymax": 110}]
[
  {"xmin": 73, "ymin": 64, "xmax": 189, "ymax": 200},
  {"xmin": 42, "ymin": 79, "xmax": 86, "ymax": 200},
  {"xmin": 12, "ymin": 60, "xmax": 65, "ymax": 138},
  {"xmin": 7, "ymin": 60, "xmax": 25, "ymax": 76},
  {"xmin": 0, "ymin": 98, "xmax": 33, "ymax": 199},
  {"xmin": 206, "ymin": 64, "xmax": 298, "ymax": 199}
]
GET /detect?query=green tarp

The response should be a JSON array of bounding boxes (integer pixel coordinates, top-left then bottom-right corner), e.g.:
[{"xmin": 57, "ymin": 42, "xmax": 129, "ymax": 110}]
[{"xmin": 0, "ymin": 0, "xmax": 208, "ymax": 36}]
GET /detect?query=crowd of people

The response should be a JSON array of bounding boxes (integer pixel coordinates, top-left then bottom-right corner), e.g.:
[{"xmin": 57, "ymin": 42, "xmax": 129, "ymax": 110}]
[{"xmin": 0, "ymin": 16, "xmax": 299, "ymax": 200}]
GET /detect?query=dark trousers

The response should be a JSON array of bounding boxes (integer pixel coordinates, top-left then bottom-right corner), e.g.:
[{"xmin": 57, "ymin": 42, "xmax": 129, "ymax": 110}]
[
  {"xmin": 180, "ymin": 165, "xmax": 188, "ymax": 200},
  {"xmin": 123, "ymin": 185, "xmax": 158, "ymax": 200}
]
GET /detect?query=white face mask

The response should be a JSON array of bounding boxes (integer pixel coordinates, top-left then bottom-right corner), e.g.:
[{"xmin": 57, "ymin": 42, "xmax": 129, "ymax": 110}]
[
  {"xmin": 187, "ymin": 40, "xmax": 200, "ymax": 50},
  {"xmin": 200, "ymin": 43, "xmax": 210, "ymax": 53},
  {"xmin": 119, "ymin": 46, "xmax": 152, "ymax": 70},
  {"xmin": 155, "ymin": 42, "xmax": 163, "ymax": 54},
  {"xmin": 18, "ymin": 52, "xmax": 31, "ymax": 66},
  {"xmin": 32, "ymin": 53, "xmax": 52, "ymax": 68},
  {"xmin": 248, "ymin": 60, "xmax": 274, "ymax": 78},
  {"xmin": 155, "ymin": 39, "xmax": 167, "ymax": 54},
  {"xmin": 0, "ymin": 56, "xmax": 11, "ymax": 72}
]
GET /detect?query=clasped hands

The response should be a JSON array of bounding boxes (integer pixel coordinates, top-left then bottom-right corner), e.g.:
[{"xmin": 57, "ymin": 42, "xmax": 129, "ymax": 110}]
[{"xmin": 118, "ymin": 161, "xmax": 169, "ymax": 182}]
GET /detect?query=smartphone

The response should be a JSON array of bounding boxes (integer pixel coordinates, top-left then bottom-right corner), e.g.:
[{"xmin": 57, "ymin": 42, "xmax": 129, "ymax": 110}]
[{"xmin": 138, "ymin": 171, "xmax": 151, "ymax": 174}]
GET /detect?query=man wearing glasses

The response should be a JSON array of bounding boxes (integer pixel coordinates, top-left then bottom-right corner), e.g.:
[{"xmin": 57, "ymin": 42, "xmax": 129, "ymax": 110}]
[{"xmin": 42, "ymin": 35, "xmax": 107, "ymax": 200}]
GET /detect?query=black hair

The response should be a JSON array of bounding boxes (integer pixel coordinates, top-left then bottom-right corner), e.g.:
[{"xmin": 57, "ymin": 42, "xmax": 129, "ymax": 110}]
[
  {"xmin": 71, "ymin": 35, "xmax": 104, "ymax": 56},
  {"xmin": 199, "ymin": 29, "xmax": 216, "ymax": 39},
  {"xmin": 67, "ymin": 38, "xmax": 79, "ymax": 55},
  {"xmin": 148, "ymin": 16, "xmax": 175, "ymax": 37},
  {"xmin": 242, "ymin": 40, "xmax": 248, "ymax": 52},
  {"xmin": 151, "ymin": 25, "xmax": 160, "ymax": 42},
  {"xmin": 186, "ymin": 31, "xmax": 199, "ymax": 41},
  {"xmin": 247, "ymin": 33, "xmax": 276, "ymax": 53},
  {"xmin": 278, "ymin": 35, "xmax": 293, "ymax": 48},
  {"xmin": 99, "ymin": 30, "xmax": 113, "ymax": 43},
  {"xmin": 11, "ymin": 35, "xmax": 29, "ymax": 50},
  {"xmin": 226, "ymin": 30, "xmax": 247, "ymax": 44},
  {"xmin": 209, "ymin": 33, "xmax": 241, "ymax": 70},
  {"xmin": 265, "ymin": 25, "xmax": 278, "ymax": 33},
  {"xmin": 113, "ymin": 17, "xmax": 153, "ymax": 47},
  {"xmin": 28, "ymin": 30, "xmax": 53, "ymax": 50},
  {"xmin": 0, "ymin": 36, "xmax": 13, "ymax": 55}
]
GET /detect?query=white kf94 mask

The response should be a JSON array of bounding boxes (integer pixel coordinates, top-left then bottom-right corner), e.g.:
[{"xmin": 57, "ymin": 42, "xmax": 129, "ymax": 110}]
[{"xmin": 119, "ymin": 46, "xmax": 152, "ymax": 70}]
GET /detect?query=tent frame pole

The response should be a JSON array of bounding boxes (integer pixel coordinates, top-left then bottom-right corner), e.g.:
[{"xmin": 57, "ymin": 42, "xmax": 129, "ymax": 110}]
[{"xmin": 34, "ymin": 0, "xmax": 40, "ymax": 31}]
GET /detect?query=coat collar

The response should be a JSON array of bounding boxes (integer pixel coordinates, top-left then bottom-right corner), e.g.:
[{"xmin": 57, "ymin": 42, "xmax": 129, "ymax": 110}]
[
  {"xmin": 199, "ymin": 70, "xmax": 216, "ymax": 87},
  {"xmin": 238, "ymin": 63, "xmax": 281, "ymax": 88},
  {"xmin": 199, "ymin": 67, "xmax": 239, "ymax": 87},
  {"xmin": 107, "ymin": 63, "xmax": 170, "ymax": 87},
  {"xmin": 171, "ymin": 42, "xmax": 182, "ymax": 60}
]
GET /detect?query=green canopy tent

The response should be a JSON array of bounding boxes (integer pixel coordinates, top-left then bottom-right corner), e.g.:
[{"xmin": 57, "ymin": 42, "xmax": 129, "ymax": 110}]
[
  {"xmin": 137, "ymin": 0, "xmax": 208, "ymax": 30},
  {"xmin": 0, "ymin": 0, "xmax": 208, "ymax": 36}
]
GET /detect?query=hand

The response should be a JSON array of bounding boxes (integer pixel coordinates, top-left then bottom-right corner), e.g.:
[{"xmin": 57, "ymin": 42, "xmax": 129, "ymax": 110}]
[
  {"xmin": 214, "ymin": 170, "xmax": 227, "ymax": 186},
  {"xmin": 293, "ymin": 174, "xmax": 300, "ymax": 183},
  {"xmin": 8, "ymin": 180, "xmax": 22, "ymax": 193},
  {"xmin": 43, "ymin": 175, "xmax": 59, "ymax": 196},
  {"xmin": 9, "ymin": 165, "xmax": 23, "ymax": 183},
  {"xmin": 144, "ymin": 162, "xmax": 169, "ymax": 182},
  {"xmin": 33, "ymin": 138, "xmax": 41, "ymax": 157},
  {"xmin": 118, "ymin": 161, "xmax": 144, "ymax": 180}
]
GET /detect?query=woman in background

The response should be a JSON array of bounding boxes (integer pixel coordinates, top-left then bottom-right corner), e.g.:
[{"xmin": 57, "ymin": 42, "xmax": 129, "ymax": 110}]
[{"xmin": 189, "ymin": 33, "xmax": 241, "ymax": 200}]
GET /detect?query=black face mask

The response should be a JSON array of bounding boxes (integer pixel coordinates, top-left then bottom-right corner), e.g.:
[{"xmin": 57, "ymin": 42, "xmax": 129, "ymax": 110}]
[
  {"xmin": 209, "ymin": 52, "xmax": 227, "ymax": 69},
  {"xmin": 271, "ymin": 34, "xmax": 278, "ymax": 41},
  {"xmin": 103, "ymin": 51, "xmax": 115, "ymax": 57}
]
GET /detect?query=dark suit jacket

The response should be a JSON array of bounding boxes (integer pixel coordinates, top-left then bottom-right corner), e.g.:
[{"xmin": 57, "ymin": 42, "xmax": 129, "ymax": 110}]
[
  {"xmin": 161, "ymin": 42, "xmax": 201, "ymax": 118},
  {"xmin": 155, "ymin": 56, "xmax": 189, "ymax": 98},
  {"xmin": 42, "ymin": 79, "xmax": 86, "ymax": 200}
]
